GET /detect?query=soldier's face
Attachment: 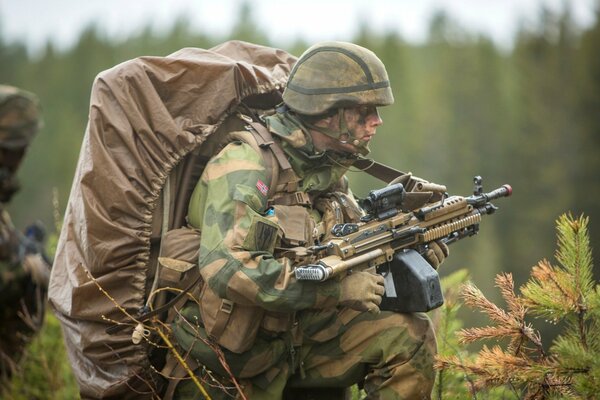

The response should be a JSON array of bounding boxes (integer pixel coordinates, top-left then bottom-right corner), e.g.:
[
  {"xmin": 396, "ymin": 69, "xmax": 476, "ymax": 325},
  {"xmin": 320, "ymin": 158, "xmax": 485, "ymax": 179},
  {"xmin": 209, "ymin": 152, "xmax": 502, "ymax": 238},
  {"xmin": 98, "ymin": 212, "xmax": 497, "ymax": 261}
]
[
  {"xmin": 345, "ymin": 106, "xmax": 382, "ymax": 140},
  {"xmin": 311, "ymin": 106, "xmax": 383, "ymax": 155},
  {"xmin": 335, "ymin": 105, "xmax": 382, "ymax": 154}
]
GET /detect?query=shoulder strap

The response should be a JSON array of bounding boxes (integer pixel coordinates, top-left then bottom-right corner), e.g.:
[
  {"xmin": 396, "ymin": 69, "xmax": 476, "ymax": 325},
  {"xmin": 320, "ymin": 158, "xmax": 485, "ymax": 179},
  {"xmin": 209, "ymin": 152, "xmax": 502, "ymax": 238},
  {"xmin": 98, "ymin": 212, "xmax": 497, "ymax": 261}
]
[
  {"xmin": 234, "ymin": 125, "xmax": 280, "ymax": 198},
  {"xmin": 244, "ymin": 120, "xmax": 299, "ymax": 199},
  {"xmin": 248, "ymin": 121, "xmax": 292, "ymax": 171},
  {"xmin": 352, "ymin": 158, "xmax": 407, "ymax": 184}
]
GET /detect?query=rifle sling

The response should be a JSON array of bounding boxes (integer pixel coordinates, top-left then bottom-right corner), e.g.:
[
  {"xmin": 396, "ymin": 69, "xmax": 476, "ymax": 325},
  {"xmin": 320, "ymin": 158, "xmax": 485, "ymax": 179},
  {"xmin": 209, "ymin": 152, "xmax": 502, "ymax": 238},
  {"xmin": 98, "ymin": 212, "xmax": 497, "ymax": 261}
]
[
  {"xmin": 250, "ymin": 119, "xmax": 403, "ymax": 185},
  {"xmin": 353, "ymin": 158, "xmax": 407, "ymax": 184}
]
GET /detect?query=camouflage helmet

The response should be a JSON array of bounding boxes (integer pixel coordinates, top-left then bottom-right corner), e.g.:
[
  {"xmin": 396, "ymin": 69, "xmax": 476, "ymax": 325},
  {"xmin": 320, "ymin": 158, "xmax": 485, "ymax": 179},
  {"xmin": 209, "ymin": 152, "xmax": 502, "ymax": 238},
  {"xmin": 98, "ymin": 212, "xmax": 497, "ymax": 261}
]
[
  {"xmin": 282, "ymin": 42, "xmax": 394, "ymax": 115},
  {"xmin": 0, "ymin": 85, "xmax": 41, "ymax": 149}
]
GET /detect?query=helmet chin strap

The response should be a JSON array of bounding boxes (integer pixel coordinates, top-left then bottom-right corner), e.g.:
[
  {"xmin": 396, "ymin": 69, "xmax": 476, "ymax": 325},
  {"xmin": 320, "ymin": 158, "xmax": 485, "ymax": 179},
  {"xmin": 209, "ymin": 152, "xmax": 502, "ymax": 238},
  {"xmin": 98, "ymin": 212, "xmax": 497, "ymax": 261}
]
[{"xmin": 336, "ymin": 108, "xmax": 351, "ymax": 143}]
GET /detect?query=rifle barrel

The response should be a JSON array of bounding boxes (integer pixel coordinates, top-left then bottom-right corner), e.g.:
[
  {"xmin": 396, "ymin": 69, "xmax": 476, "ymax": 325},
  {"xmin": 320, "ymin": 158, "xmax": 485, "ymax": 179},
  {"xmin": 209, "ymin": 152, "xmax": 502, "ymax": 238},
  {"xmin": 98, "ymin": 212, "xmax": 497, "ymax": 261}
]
[{"xmin": 468, "ymin": 184, "xmax": 512, "ymax": 206}]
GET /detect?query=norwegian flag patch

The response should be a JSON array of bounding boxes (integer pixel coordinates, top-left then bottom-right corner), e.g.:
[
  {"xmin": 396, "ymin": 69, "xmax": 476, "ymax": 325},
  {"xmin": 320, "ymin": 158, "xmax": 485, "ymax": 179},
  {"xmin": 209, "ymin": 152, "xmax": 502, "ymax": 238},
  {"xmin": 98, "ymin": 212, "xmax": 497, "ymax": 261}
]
[{"xmin": 256, "ymin": 179, "xmax": 269, "ymax": 196}]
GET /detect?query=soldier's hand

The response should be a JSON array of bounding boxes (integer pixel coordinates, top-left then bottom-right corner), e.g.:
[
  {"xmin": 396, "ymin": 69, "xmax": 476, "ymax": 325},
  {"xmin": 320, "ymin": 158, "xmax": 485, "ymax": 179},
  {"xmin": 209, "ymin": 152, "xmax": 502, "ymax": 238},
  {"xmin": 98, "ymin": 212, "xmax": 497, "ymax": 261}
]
[
  {"xmin": 424, "ymin": 240, "xmax": 449, "ymax": 269},
  {"xmin": 339, "ymin": 271, "xmax": 385, "ymax": 314}
]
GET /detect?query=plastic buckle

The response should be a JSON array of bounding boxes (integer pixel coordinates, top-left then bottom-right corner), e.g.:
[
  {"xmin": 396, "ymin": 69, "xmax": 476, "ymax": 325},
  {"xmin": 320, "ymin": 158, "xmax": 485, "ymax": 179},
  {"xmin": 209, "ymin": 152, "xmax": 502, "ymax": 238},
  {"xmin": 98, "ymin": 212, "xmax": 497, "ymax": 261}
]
[
  {"xmin": 295, "ymin": 192, "xmax": 311, "ymax": 205},
  {"xmin": 220, "ymin": 299, "xmax": 234, "ymax": 314}
]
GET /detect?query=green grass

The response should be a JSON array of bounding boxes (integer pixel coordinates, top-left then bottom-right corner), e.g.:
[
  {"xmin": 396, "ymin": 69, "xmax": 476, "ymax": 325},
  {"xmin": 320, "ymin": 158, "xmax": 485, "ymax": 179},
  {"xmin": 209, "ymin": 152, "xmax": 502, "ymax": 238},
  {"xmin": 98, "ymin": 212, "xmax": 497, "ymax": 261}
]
[{"xmin": 1, "ymin": 312, "xmax": 79, "ymax": 400}]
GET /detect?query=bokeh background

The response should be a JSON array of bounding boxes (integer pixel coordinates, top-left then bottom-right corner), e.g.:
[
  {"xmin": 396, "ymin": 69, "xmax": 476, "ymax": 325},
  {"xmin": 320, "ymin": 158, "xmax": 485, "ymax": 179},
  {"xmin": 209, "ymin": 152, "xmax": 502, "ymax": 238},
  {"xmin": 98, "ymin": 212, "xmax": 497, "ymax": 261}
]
[{"xmin": 1, "ymin": 0, "xmax": 599, "ymax": 349}]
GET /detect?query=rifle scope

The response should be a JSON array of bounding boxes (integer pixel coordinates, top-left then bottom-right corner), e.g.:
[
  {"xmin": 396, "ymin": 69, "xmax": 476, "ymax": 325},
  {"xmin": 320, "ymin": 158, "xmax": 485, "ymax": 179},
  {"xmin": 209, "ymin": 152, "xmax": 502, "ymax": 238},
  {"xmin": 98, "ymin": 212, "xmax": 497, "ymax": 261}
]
[{"xmin": 361, "ymin": 183, "xmax": 405, "ymax": 217}]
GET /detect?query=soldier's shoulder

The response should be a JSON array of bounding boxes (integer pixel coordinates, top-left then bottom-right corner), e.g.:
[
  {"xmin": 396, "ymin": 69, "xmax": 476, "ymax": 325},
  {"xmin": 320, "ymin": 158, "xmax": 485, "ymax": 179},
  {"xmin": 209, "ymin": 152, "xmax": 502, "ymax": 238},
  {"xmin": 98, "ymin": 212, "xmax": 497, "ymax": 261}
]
[{"xmin": 212, "ymin": 136, "xmax": 265, "ymax": 165}]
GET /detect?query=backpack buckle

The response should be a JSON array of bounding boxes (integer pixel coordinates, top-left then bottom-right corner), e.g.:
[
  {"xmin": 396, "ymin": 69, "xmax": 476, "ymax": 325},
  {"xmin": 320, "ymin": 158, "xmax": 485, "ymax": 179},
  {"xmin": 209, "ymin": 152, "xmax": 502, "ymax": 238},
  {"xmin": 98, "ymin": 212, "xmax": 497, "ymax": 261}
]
[{"xmin": 220, "ymin": 299, "xmax": 234, "ymax": 314}]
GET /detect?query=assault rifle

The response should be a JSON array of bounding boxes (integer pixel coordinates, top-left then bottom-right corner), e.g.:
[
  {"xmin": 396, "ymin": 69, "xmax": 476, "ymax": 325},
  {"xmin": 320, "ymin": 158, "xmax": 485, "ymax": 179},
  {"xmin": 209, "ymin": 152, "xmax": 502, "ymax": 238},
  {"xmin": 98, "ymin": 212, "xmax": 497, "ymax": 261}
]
[{"xmin": 295, "ymin": 176, "xmax": 512, "ymax": 312}]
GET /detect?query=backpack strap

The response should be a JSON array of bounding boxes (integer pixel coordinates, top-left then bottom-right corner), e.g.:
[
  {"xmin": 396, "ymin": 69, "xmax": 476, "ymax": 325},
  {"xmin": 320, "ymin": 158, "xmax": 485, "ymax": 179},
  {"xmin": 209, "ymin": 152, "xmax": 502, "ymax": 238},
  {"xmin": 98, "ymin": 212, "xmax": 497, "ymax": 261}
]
[
  {"xmin": 241, "ymin": 118, "xmax": 300, "ymax": 199},
  {"xmin": 248, "ymin": 120, "xmax": 292, "ymax": 172},
  {"xmin": 245, "ymin": 121, "xmax": 282, "ymax": 201}
]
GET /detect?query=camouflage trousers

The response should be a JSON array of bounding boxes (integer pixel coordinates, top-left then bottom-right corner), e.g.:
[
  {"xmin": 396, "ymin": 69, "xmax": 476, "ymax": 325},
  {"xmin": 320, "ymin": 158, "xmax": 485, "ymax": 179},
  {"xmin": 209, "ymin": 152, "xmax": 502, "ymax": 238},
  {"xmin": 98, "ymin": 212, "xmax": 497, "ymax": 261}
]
[{"xmin": 171, "ymin": 304, "xmax": 437, "ymax": 399}]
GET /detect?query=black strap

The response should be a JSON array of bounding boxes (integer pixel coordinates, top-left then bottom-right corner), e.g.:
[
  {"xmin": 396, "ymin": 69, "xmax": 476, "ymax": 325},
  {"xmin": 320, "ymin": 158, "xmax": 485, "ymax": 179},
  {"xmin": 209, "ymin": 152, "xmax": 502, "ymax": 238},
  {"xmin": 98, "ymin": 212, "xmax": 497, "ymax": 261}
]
[
  {"xmin": 353, "ymin": 158, "xmax": 407, "ymax": 184},
  {"xmin": 105, "ymin": 275, "xmax": 202, "ymax": 335}
]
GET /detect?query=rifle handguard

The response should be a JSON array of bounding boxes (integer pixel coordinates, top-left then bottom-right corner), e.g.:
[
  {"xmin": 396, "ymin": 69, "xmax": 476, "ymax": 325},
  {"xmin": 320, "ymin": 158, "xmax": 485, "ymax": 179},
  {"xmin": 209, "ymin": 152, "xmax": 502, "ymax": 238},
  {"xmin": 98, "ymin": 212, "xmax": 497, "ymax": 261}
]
[{"xmin": 294, "ymin": 263, "xmax": 331, "ymax": 281}]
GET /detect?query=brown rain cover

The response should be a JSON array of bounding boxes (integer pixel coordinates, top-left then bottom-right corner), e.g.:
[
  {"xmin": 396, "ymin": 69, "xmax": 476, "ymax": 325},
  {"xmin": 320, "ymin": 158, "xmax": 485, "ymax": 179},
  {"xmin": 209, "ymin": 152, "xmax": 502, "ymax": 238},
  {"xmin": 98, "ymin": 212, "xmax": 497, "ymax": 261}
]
[{"xmin": 48, "ymin": 41, "xmax": 296, "ymax": 399}]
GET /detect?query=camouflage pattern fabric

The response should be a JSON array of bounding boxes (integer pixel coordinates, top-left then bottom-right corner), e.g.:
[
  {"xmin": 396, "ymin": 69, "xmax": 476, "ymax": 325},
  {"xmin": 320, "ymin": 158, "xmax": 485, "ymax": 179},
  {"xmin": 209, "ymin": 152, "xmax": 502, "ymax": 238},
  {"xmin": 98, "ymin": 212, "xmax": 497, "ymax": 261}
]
[
  {"xmin": 185, "ymin": 115, "xmax": 344, "ymax": 313},
  {"xmin": 0, "ymin": 210, "xmax": 48, "ymax": 379},
  {"xmin": 173, "ymin": 110, "xmax": 437, "ymax": 399},
  {"xmin": 0, "ymin": 85, "xmax": 47, "ymax": 380},
  {"xmin": 173, "ymin": 305, "xmax": 436, "ymax": 399},
  {"xmin": 0, "ymin": 85, "xmax": 41, "ymax": 150},
  {"xmin": 282, "ymin": 42, "xmax": 394, "ymax": 116},
  {"xmin": 0, "ymin": 85, "xmax": 41, "ymax": 203}
]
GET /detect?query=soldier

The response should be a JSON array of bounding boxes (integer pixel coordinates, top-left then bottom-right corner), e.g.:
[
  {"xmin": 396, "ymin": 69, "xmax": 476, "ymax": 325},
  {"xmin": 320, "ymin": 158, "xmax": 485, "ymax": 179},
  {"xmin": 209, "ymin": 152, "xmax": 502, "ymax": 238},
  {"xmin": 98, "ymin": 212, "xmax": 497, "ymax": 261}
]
[
  {"xmin": 170, "ymin": 42, "xmax": 450, "ymax": 399},
  {"xmin": 0, "ymin": 85, "xmax": 50, "ymax": 380}
]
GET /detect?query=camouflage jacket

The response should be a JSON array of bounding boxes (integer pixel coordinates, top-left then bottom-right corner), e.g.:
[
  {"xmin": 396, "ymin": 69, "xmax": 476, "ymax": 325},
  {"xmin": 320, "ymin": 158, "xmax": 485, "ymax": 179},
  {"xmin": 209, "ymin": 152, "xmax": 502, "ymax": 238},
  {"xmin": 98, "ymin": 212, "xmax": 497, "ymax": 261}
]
[
  {"xmin": 0, "ymin": 208, "xmax": 48, "ymax": 376},
  {"xmin": 187, "ymin": 110, "xmax": 361, "ymax": 315}
]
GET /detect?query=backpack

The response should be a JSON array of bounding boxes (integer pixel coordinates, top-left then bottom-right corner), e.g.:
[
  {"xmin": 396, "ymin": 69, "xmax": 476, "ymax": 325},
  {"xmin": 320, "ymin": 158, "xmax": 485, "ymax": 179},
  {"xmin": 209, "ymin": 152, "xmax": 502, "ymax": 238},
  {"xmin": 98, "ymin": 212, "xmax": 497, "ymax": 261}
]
[{"xmin": 48, "ymin": 40, "xmax": 296, "ymax": 399}]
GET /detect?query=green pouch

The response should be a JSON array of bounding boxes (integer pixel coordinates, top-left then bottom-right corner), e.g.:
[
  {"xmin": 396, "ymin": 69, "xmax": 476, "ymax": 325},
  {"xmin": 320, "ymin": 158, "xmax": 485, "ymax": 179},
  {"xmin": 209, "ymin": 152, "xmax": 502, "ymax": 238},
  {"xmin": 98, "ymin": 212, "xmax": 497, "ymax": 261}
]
[
  {"xmin": 172, "ymin": 302, "xmax": 287, "ymax": 380},
  {"xmin": 243, "ymin": 213, "xmax": 279, "ymax": 253}
]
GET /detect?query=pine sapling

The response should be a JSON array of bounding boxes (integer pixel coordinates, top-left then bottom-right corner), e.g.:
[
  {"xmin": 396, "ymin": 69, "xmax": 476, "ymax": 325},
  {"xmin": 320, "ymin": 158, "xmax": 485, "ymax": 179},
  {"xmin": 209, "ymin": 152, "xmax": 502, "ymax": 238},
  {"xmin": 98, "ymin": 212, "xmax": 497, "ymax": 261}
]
[{"xmin": 436, "ymin": 213, "xmax": 598, "ymax": 399}]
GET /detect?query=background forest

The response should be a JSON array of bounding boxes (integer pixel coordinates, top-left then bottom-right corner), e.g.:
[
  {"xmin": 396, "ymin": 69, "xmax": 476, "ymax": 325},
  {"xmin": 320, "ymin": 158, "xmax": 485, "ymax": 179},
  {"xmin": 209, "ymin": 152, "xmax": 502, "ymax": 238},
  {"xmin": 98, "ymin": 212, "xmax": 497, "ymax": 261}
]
[{"xmin": 1, "ymin": 1, "xmax": 599, "ymax": 396}]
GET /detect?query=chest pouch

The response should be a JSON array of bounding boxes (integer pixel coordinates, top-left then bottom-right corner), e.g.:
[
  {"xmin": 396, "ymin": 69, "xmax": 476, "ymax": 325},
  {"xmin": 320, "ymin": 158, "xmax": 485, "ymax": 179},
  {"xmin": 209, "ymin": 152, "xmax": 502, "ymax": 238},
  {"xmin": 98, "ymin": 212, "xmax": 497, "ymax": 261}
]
[{"xmin": 271, "ymin": 205, "xmax": 316, "ymax": 247}]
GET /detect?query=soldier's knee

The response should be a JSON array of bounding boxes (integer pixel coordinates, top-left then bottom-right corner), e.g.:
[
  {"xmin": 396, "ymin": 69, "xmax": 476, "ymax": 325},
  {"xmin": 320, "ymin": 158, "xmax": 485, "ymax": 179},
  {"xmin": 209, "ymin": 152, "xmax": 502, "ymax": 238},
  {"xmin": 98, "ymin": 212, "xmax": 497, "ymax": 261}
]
[
  {"xmin": 380, "ymin": 311, "xmax": 433, "ymax": 336},
  {"xmin": 406, "ymin": 312, "xmax": 437, "ymax": 354},
  {"xmin": 382, "ymin": 311, "xmax": 437, "ymax": 358},
  {"xmin": 410, "ymin": 312, "xmax": 435, "ymax": 338},
  {"xmin": 342, "ymin": 310, "xmax": 437, "ymax": 364}
]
